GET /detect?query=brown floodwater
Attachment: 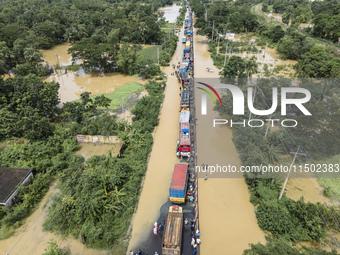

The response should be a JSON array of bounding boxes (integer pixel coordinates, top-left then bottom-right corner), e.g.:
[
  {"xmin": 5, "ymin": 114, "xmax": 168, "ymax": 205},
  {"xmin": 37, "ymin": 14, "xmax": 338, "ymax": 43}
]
[
  {"xmin": 41, "ymin": 42, "xmax": 144, "ymax": 103},
  {"xmin": 193, "ymin": 32, "xmax": 266, "ymax": 254},
  {"xmin": 285, "ymin": 178, "xmax": 340, "ymax": 252},
  {"xmin": 45, "ymin": 71, "xmax": 143, "ymax": 103},
  {"xmin": 0, "ymin": 183, "xmax": 108, "ymax": 255},
  {"xmin": 127, "ymin": 12, "xmax": 185, "ymax": 252},
  {"xmin": 285, "ymin": 178, "xmax": 331, "ymax": 204},
  {"xmin": 40, "ymin": 43, "xmax": 73, "ymax": 66},
  {"xmin": 159, "ymin": 3, "xmax": 182, "ymax": 23}
]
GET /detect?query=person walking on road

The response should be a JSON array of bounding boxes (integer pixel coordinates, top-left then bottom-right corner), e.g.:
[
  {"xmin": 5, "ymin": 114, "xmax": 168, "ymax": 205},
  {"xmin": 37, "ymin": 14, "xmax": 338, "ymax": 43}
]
[{"xmin": 185, "ymin": 218, "xmax": 188, "ymax": 229}]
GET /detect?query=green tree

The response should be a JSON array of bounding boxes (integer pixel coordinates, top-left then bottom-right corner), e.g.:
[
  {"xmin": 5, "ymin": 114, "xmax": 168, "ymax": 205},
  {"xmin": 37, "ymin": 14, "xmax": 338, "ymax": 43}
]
[
  {"xmin": 282, "ymin": 13, "xmax": 290, "ymax": 25},
  {"xmin": 117, "ymin": 44, "xmax": 143, "ymax": 74},
  {"xmin": 43, "ymin": 240, "xmax": 70, "ymax": 255},
  {"xmin": 220, "ymin": 56, "xmax": 246, "ymax": 78},
  {"xmin": 262, "ymin": 3, "xmax": 269, "ymax": 13},
  {"xmin": 271, "ymin": 25, "xmax": 285, "ymax": 43},
  {"xmin": 245, "ymin": 56, "xmax": 258, "ymax": 82}
]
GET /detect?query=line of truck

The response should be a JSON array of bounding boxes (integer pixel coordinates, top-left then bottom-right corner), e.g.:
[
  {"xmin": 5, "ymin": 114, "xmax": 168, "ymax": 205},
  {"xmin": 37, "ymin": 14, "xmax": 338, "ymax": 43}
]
[{"xmin": 162, "ymin": 3, "xmax": 194, "ymax": 255}]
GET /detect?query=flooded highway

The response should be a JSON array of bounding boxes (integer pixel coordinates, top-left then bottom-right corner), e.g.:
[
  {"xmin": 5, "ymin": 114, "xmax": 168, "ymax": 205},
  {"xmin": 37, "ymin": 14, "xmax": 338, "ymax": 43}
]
[
  {"xmin": 127, "ymin": 18, "xmax": 186, "ymax": 252},
  {"xmin": 193, "ymin": 31, "xmax": 266, "ymax": 254}
]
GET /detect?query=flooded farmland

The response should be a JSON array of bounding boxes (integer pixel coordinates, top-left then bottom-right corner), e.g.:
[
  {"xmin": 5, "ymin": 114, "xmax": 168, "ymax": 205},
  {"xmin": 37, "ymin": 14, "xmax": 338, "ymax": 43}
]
[
  {"xmin": 45, "ymin": 70, "xmax": 143, "ymax": 103},
  {"xmin": 41, "ymin": 43, "xmax": 144, "ymax": 104},
  {"xmin": 159, "ymin": 3, "xmax": 182, "ymax": 23}
]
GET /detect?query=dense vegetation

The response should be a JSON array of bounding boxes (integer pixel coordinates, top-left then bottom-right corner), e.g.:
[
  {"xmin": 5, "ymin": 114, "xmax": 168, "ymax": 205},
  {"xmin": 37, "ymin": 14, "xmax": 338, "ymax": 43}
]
[
  {"xmin": 0, "ymin": 0, "xmax": 178, "ymax": 251},
  {"xmin": 244, "ymin": 237, "xmax": 338, "ymax": 255},
  {"xmin": 42, "ymin": 80, "xmax": 165, "ymax": 249},
  {"xmin": 191, "ymin": 0, "xmax": 259, "ymax": 35},
  {"xmin": 0, "ymin": 75, "xmax": 166, "ymax": 250},
  {"xmin": 0, "ymin": 0, "xmax": 178, "ymax": 75},
  {"xmin": 215, "ymin": 78, "xmax": 340, "ymax": 251},
  {"xmin": 192, "ymin": 0, "xmax": 340, "ymax": 79},
  {"xmin": 269, "ymin": 0, "xmax": 340, "ymax": 43}
]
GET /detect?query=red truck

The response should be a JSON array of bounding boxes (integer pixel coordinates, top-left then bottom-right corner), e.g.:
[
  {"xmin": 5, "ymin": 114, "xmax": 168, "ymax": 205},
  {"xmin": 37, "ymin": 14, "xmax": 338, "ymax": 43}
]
[{"xmin": 179, "ymin": 123, "xmax": 191, "ymax": 158}]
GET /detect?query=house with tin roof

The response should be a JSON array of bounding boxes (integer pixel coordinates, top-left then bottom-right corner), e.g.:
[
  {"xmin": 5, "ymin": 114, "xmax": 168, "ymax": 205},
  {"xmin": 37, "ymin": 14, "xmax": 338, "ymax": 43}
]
[{"xmin": 0, "ymin": 167, "xmax": 33, "ymax": 207}]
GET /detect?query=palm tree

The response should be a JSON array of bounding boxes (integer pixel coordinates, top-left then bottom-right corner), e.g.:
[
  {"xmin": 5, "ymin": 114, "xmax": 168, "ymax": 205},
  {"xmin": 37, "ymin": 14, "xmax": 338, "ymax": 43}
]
[
  {"xmin": 139, "ymin": 22, "xmax": 147, "ymax": 44},
  {"xmin": 245, "ymin": 56, "xmax": 258, "ymax": 85},
  {"xmin": 266, "ymin": 144, "xmax": 282, "ymax": 164}
]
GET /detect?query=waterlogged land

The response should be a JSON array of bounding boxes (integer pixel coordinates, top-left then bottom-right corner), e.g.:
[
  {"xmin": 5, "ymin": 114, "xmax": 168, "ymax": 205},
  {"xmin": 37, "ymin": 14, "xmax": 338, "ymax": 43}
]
[
  {"xmin": 194, "ymin": 32, "xmax": 266, "ymax": 254},
  {"xmin": 41, "ymin": 43, "xmax": 145, "ymax": 104},
  {"xmin": 0, "ymin": 184, "xmax": 109, "ymax": 255},
  {"xmin": 159, "ymin": 3, "xmax": 182, "ymax": 23}
]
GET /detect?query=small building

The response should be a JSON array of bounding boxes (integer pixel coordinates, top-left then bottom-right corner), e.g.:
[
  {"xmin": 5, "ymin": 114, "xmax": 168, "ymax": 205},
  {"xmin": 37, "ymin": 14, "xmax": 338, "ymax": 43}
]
[
  {"xmin": 0, "ymin": 167, "xmax": 33, "ymax": 207},
  {"xmin": 226, "ymin": 33, "xmax": 235, "ymax": 40}
]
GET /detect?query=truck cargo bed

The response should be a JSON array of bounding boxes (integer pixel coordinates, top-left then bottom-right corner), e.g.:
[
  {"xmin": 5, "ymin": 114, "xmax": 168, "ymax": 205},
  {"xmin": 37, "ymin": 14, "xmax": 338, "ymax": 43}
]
[{"xmin": 162, "ymin": 211, "xmax": 183, "ymax": 254}]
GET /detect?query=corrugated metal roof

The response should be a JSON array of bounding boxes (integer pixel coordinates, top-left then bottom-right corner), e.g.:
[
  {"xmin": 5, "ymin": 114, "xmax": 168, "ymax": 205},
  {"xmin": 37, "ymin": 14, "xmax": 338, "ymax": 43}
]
[
  {"xmin": 170, "ymin": 164, "xmax": 188, "ymax": 190},
  {"xmin": 0, "ymin": 168, "xmax": 33, "ymax": 203}
]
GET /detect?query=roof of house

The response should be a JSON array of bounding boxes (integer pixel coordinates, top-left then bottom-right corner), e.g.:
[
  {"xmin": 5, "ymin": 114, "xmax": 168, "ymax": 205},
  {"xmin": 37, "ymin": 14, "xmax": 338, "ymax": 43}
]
[{"xmin": 0, "ymin": 167, "xmax": 33, "ymax": 203}]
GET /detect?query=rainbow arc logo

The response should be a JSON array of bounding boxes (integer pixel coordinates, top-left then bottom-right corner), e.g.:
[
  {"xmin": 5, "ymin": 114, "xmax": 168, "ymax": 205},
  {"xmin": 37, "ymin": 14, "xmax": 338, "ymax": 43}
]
[{"xmin": 197, "ymin": 82, "xmax": 222, "ymax": 115}]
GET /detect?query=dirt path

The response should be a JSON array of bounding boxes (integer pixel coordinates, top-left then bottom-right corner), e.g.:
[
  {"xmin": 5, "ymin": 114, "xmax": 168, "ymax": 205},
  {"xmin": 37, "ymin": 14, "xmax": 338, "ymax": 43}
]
[
  {"xmin": 194, "ymin": 31, "xmax": 266, "ymax": 254},
  {"xmin": 0, "ymin": 183, "xmax": 108, "ymax": 255},
  {"xmin": 127, "ymin": 20, "xmax": 186, "ymax": 252}
]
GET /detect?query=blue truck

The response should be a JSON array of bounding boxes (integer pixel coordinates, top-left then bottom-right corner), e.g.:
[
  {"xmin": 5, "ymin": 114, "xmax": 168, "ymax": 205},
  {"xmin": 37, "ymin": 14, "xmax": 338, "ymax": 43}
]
[{"xmin": 169, "ymin": 163, "xmax": 189, "ymax": 204}]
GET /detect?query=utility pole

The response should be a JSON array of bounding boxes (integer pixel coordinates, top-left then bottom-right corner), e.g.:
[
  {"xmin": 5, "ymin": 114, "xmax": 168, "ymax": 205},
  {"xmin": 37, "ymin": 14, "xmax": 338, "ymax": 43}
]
[
  {"xmin": 121, "ymin": 97, "xmax": 127, "ymax": 131},
  {"xmin": 279, "ymin": 146, "xmax": 306, "ymax": 200},
  {"xmin": 224, "ymin": 44, "xmax": 228, "ymax": 67},
  {"xmin": 217, "ymin": 33, "xmax": 220, "ymax": 56},
  {"xmin": 211, "ymin": 21, "xmax": 214, "ymax": 41},
  {"xmin": 248, "ymin": 87, "xmax": 256, "ymax": 121},
  {"xmin": 56, "ymin": 54, "xmax": 60, "ymax": 76},
  {"xmin": 265, "ymin": 114, "xmax": 272, "ymax": 137}
]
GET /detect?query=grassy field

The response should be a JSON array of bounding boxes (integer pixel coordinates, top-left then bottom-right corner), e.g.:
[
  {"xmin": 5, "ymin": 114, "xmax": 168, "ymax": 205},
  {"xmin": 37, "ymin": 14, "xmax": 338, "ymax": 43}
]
[
  {"xmin": 317, "ymin": 154, "xmax": 340, "ymax": 201},
  {"xmin": 75, "ymin": 82, "xmax": 144, "ymax": 110},
  {"xmin": 162, "ymin": 22, "xmax": 175, "ymax": 29},
  {"xmin": 139, "ymin": 45, "xmax": 162, "ymax": 62}
]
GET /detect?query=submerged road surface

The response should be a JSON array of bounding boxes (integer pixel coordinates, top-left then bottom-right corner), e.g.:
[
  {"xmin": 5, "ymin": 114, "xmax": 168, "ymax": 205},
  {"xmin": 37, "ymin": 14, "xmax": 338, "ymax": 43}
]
[
  {"xmin": 128, "ymin": 19, "xmax": 187, "ymax": 252},
  {"xmin": 193, "ymin": 31, "xmax": 266, "ymax": 254}
]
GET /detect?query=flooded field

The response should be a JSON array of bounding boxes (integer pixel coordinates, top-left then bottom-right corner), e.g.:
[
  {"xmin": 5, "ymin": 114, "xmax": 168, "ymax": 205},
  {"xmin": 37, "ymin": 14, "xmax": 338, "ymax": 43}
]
[
  {"xmin": 46, "ymin": 71, "xmax": 143, "ymax": 103},
  {"xmin": 159, "ymin": 3, "xmax": 182, "ymax": 23},
  {"xmin": 0, "ymin": 183, "xmax": 109, "ymax": 255},
  {"xmin": 41, "ymin": 43, "xmax": 145, "ymax": 103},
  {"xmin": 194, "ymin": 32, "xmax": 266, "ymax": 254},
  {"xmin": 40, "ymin": 43, "xmax": 72, "ymax": 66},
  {"xmin": 74, "ymin": 143, "xmax": 122, "ymax": 160}
]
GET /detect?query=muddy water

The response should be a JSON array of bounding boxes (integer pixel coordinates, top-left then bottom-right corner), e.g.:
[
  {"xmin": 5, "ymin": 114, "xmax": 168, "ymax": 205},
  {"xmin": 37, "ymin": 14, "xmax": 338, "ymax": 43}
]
[
  {"xmin": 45, "ymin": 70, "xmax": 143, "ymax": 103},
  {"xmin": 40, "ymin": 43, "xmax": 73, "ymax": 66},
  {"xmin": 41, "ymin": 43, "xmax": 144, "ymax": 103},
  {"xmin": 159, "ymin": 3, "xmax": 182, "ymax": 23},
  {"xmin": 193, "ymin": 31, "xmax": 266, "ymax": 254},
  {"xmin": 127, "ymin": 16, "xmax": 186, "ymax": 252},
  {"xmin": 0, "ymin": 183, "xmax": 108, "ymax": 255}
]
